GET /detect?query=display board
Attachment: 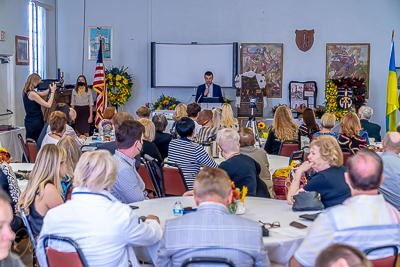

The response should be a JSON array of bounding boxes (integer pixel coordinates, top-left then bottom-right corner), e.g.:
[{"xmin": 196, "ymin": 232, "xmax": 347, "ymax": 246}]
[
  {"xmin": 289, "ymin": 81, "xmax": 317, "ymax": 112},
  {"xmin": 237, "ymin": 76, "xmax": 263, "ymax": 118},
  {"xmin": 151, "ymin": 42, "xmax": 238, "ymax": 88}
]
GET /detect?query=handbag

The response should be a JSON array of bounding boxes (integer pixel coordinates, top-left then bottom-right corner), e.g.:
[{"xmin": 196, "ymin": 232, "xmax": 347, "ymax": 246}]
[{"xmin": 291, "ymin": 191, "xmax": 324, "ymax": 211}]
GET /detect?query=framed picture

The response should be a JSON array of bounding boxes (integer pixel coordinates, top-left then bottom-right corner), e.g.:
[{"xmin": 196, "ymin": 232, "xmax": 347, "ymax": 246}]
[
  {"xmin": 396, "ymin": 67, "xmax": 400, "ymax": 89},
  {"xmin": 241, "ymin": 43, "xmax": 283, "ymax": 98},
  {"xmin": 15, "ymin": 35, "xmax": 29, "ymax": 65},
  {"xmin": 326, "ymin": 43, "xmax": 370, "ymax": 98},
  {"xmin": 88, "ymin": 26, "xmax": 112, "ymax": 60}
]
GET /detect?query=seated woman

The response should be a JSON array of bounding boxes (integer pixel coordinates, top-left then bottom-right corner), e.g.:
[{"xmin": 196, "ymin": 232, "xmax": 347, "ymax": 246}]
[
  {"xmin": 312, "ymin": 113, "xmax": 339, "ymax": 139},
  {"xmin": 221, "ymin": 103, "xmax": 239, "ymax": 131},
  {"xmin": 41, "ymin": 111, "xmax": 67, "ymax": 146},
  {"xmin": 139, "ymin": 119, "xmax": 163, "ymax": 165},
  {"xmin": 299, "ymin": 108, "xmax": 320, "ymax": 139},
  {"xmin": 195, "ymin": 109, "xmax": 219, "ymax": 145},
  {"xmin": 338, "ymin": 112, "xmax": 368, "ymax": 154},
  {"xmin": 36, "ymin": 150, "xmax": 162, "ymax": 267},
  {"xmin": 238, "ymin": 127, "xmax": 275, "ymax": 198},
  {"xmin": 152, "ymin": 114, "xmax": 172, "ymax": 160},
  {"xmin": 264, "ymin": 106, "xmax": 299, "ymax": 155},
  {"xmin": 170, "ymin": 103, "xmax": 187, "ymax": 139},
  {"xmin": 217, "ymin": 128, "xmax": 260, "ymax": 197},
  {"xmin": 98, "ymin": 107, "xmax": 116, "ymax": 137},
  {"xmin": 18, "ymin": 144, "xmax": 66, "ymax": 236},
  {"xmin": 168, "ymin": 117, "xmax": 218, "ymax": 189},
  {"xmin": 57, "ymin": 136, "xmax": 82, "ymax": 198},
  {"xmin": 287, "ymin": 135, "xmax": 351, "ymax": 208}
]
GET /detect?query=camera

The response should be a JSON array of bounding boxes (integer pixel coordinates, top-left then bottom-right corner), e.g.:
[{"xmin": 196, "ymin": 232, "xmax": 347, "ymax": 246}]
[
  {"xmin": 37, "ymin": 79, "xmax": 62, "ymax": 91},
  {"xmin": 249, "ymin": 97, "xmax": 258, "ymax": 103}
]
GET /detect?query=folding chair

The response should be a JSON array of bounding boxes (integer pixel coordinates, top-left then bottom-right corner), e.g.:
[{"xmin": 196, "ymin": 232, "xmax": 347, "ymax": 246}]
[
  {"xmin": 342, "ymin": 148, "xmax": 352, "ymax": 166},
  {"xmin": 43, "ymin": 235, "xmax": 89, "ymax": 267},
  {"xmin": 26, "ymin": 138, "xmax": 38, "ymax": 163},
  {"xmin": 142, "ymin": 155, "xmax": 164, "ymax": 197},
  {"xmin": 288, "ymin": 150, "xmax": 304, "ymax": 165},
  {"xmin": 182, "ymin": 257, "xmax": 235, "ymax": 267},
  {"xmin": 364, "ymin": 245, "xmax": 399, "ymax": 267},
  {"xmin": 278, "ymin": 140, "xmax": 300, "ymax": 157},
  {"xmin": 21, "ymin": 209, "xmax": 39, "ymax": 267},
  {"xmin": 18, "ymin": 133, "xmax": 30, "ymax": 163},
  {"xmin": 138, "ymin": 161, "xmax": 159, "ymax": 197},
  {"xmin": 161, "ymin": 162, "xmax": 188, "ymax": 196}
]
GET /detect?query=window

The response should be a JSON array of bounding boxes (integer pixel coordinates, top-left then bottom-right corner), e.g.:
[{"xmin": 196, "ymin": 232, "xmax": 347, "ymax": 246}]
[{"xmin": 29, "ymin": 1, "xmax": 47, "ymax": 78}]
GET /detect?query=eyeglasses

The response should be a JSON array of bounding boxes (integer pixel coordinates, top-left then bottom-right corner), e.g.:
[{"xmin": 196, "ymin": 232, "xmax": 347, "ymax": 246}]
[{"xmin": 259, "ymin": 221, "xmax": 280, "ymax": 229}]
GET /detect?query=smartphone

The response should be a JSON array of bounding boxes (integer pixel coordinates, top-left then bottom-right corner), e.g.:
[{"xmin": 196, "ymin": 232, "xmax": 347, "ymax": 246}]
[
  {"xmin": 290, "ymin": 221, "xmax": 307, "ymax": 229},
  {"xmin": 130, "ymin": 206, "xmax": 139, "ymax": 210},
  {"xmin": 299, "ymin": 213, "xmax": 320, "ymax": 221}
]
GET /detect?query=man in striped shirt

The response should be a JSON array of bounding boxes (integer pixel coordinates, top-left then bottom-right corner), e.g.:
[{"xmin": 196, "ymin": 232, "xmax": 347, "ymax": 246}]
[
  {"xmin": 378, "ymin": 132, "xmax": 400, "ymax": 209},
  {"xmin": 168, "ymin": 117, "xmax": 218, "ymax": 190},
  {"xmin": 290, "ymin": 149, "xmax": 400, "ymax": 267}
]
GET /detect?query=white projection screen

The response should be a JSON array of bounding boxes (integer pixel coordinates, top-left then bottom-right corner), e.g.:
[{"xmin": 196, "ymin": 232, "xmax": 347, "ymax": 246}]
[{"xmin": 151, "ymin": 43, "xmax": 237, "ymax": 88}]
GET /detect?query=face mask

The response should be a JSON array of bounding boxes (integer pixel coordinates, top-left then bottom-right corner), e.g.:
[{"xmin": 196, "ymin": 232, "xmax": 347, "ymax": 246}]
[{"xmin": 77, "ymin": 82, "xmax": 85, "ymax": 87}]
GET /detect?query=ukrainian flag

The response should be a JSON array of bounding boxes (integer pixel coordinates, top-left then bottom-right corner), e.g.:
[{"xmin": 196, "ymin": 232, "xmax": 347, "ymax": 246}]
[{"xmin": 386, "ymin": 40, "xmax": 399, "ymax": 132}]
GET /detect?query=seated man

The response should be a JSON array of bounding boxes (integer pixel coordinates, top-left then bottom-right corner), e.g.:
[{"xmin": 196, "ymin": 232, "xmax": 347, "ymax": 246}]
[
  {"xmin": 315, "ymin": 244, "xmax": 373, "ymax": 267},
  {"xmin": 156, "ymin": 167, "xmax": 270, "ymax": 266},
  {"xmin": 37, "ymin": 150, "xmax": 162, "ymax": 267},
  {"xmin": 217, "ymin": 128, "xmax": 260, "ymax": 196},
  {"xmin": 111, "ymin": 120, "xmax": 147, "ymax": 203},
  {"xmin": 358, "ymin": 106, "xmax": 381, "ymax": 142},
  {"xmin": 289, "ymin": 149, "xmax": 400, "ymax": 267},
  {"xmin": 379, "ymin": 132, "xmax": 400, "ymax": 209},
  {"xmin": 136, "ymin": 106, "xmax": 151, "ymax": 120},
  {"xmin": 97, "ymin": 112, "xmax": 140, "ymax": 170}
]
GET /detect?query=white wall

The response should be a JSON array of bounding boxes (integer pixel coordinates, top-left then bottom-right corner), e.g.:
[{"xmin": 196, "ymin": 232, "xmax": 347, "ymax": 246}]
[
  {"xmin": 0, "ymin": 0, "xmax": 57, "ymax": 126},
  {"xmin": 56, "ymin": 0, "xmax": 400, "ymax": 137}
]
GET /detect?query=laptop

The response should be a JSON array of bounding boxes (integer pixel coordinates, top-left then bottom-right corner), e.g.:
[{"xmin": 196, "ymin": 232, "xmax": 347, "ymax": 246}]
[{"xmin": 202, "ymin": 97, "xmax": 220, "ymax": 103}]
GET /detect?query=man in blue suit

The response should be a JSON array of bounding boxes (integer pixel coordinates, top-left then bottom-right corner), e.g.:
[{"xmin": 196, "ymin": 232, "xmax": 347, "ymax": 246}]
[
  {"xmin": 156, "ymin": 167, "xmax": 270, "ymax": 266},
  {"xmin": 195, "ymin": 71, "xmax": 225, "ymax": 103}
]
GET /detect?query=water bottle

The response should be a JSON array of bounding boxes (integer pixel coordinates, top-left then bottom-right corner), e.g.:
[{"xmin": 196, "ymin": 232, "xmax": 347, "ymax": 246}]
[
  {"xmin": 173, "ymin": 201, "xmax": 183, "ymax": 217},
  {"xmin": 110, "ymin": 130, "xmax": 115, "ymax": 141}
]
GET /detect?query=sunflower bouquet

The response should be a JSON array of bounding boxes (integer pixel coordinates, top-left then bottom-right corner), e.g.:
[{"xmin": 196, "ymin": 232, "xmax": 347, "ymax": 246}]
[
  {"xmin": 152, "ymin": 94, "xmax": 181, "ymax": 111},
  {"xmin": 105, "ymin": 66, "xmax": 133, "ymax": 108},
  {"xmin": 228, "ymin": 182, "xmax": 248, "ymax": 214},
  {"xmin": 0, "ymin": 148, "xmax": 11, "ymax": 164},
  {"xmin": 324, "ymin": 80, "xmax": 349, "ymax": 120},
  {"xmin": 257, "ymin": 121, "xmax": 269, "ymax": 138}
]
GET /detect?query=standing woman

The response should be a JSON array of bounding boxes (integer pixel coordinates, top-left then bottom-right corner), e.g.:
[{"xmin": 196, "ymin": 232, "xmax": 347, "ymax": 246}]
[
  {"xmin": 71, "ymin": 75, "xmax": 94, "ymax": 136},
  {"xmin": 23, "ymin": 73, "xmax": 57, "ymax": 141}
]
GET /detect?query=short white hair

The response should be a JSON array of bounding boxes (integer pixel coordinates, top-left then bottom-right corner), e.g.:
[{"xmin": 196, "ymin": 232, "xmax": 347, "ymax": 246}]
[
  {"xmin": 358, "ymin": 106, "xmax": 373, "ymax": 120},
  {"xmin": 216, "ymin": 128, "xmax": 240, "ymax": 153}
]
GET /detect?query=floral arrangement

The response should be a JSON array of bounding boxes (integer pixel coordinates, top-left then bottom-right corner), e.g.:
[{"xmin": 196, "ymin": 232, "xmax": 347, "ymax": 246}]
[
  {"xmin": 270, "ymin": 103, "xmax": 287, "ymax": 115},
  {"xmin": 152, "ymin": 94, "xmax": 181, "ymax": 111},
  {"xmin": 223, "ymin": 97, "xmax": 234, "ymax": 104},
  {"xmin": 257, "ymin": 122, "xmax": 269, "ymax": 138},
  {"xmin": 325, "ymin": 80, "xmax": 349, "ymax": 120},
  {"xmin": 105, "ymin": 66, "xmax": 133, "ymax": 107},
  {"xmin": 228, "ymin": 182, "xmax": 248, "ymax": 214},
  {"xmin": 0, "ymin": 148, "xmax": 11, "ymax": 164},
  {"xmin": 314, "ymin": 105, "xmax": 326, "ymax": 119}
]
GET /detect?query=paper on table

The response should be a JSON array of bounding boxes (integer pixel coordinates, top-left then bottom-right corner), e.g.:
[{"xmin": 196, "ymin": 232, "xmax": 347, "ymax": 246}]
[{"xmin": 269, "ymin": 227, "xmax": 307, "ymax": 238}]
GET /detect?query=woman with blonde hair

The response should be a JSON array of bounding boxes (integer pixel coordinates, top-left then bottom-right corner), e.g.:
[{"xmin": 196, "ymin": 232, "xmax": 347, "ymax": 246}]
[
  {"xmin": 338, "ymin": 112, "xmax": 367, "ymax": 154},
  {"xmin": 36, "ymin": 150, "xmax": 162, "ymax": 267},
  {"xmin": 18, "ymin": 144, "xmax": 66, "ymax": 236},
  {"xmin": 221, "ymin": 103, "xmax": 239, "ymax": 131},
  {"xmin": 139, "ymin": 119, "xmax": 163, "ymax": 165},
  {"xmin": 287, "ymin": 135, "xmax": 350, "ymax": 208},
  {"xmin": 57, "ymin": 136, "xmax": 82, "ymax": 197},
  {"xmin": 171, "ymin": 103, "xmax": 188, "ymax": 138},
  {"xmin": 23, "ymin": 73, "xmax": 57, "ymax": 141},
  {"xmin": 312, "ymin": 113, "xmax": 339, "ymax": 139},
  {"xmin": 264, "ymin": 106, "xmax": 299, "ymax": 155}
]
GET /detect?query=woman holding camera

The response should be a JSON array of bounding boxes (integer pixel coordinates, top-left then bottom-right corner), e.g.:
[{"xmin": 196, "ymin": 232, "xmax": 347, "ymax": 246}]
[
  {"xmin": 23, "ymin": 73, "xmax": 57, "ymax": 141},
  {"xmin": 71, "ymin": 75, "xmax": 94, "ymax": 137}
]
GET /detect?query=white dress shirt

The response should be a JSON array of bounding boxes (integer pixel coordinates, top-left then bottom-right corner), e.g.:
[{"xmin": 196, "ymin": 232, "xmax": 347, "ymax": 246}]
[{"xmin": 36, "ymin": 187, "xmax": 162, "ymax": 267}]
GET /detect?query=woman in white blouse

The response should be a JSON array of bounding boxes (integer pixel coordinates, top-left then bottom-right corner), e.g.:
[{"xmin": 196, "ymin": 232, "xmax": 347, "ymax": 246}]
[
  {"xmin": 41, "ymin": 111, "xmax": 67, "ymax": 147},
  {"xmin": 36, "ymin": 150, "xmax": 162, "ymax": 267}
]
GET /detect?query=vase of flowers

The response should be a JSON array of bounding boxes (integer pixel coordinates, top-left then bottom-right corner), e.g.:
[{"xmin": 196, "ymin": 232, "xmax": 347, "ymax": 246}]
[
  {"xmin": 0, "ymin": 148, "xmax": 11, "ymax": 164},
  {"xmin": 257, "ymin": 121, "xmax": 269, "ymax": 139},
  {"xmin": 228, "ymin": 182, "xmax": 248, "ymax": 215},
  {"xmin": 152, "ymin": 94, "xmax": 181, "ymax": 111}
]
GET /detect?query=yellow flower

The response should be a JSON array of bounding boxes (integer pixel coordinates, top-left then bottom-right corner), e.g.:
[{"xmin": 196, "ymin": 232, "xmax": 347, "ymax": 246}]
[
  {"xmin": 116, "ymin": 82, "xmax": 120, "ymax": 86},
  {"xmin": 168, "ymin": 106, "xmax": 174, "ymax": 110},
  {"xmin": 158, "ymin": 105, "xmax": 162, "ymax": 109},
  {"xmin": 257, "ymin": 122, "xmax": 266, "ymax": 130},
  {"xmin": 163, "ymin": 100, "xmax": 169, "ymax": 105},
  {"xmin": 0, "ymin": 148, "xmax": 7, "ymax": 153},
  {"xmin": 116, "ymin": 75, "xmax": 121, "ymax": 80},
  {"xmin": 330, "ymin": 99, "xmax": 335, "ymax": 103},
  {"xmin": 109, "ymin": 81, "xmax": 113, "ymax": 86},
  {"xmin": 123, "ymin": 79, "xmax": 128, "ymax": 85},
  {"xmin": 172, "ymin": 104, "xmax": 176, "ymax": 108},
  {"xmin": 107, "ymin": 73, "xmax": 112, "ymax": 79}
]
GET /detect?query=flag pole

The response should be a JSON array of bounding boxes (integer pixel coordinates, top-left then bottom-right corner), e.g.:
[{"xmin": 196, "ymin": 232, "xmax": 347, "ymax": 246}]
[{"xmin": 392, "ymin": 29, "xmax": 395, "ymax": 42}]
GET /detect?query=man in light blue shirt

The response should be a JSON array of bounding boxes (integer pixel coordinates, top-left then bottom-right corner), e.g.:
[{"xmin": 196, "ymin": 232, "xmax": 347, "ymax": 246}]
[{"xmin": 379, "ymin": 132, "xmax": 400, "ymax": 209}]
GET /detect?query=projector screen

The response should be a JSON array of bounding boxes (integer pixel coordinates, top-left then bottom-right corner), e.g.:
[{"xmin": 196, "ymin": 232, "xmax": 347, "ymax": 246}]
[{"xmin": 151, "ymin": 43, "xmax": 237, "ymax": 88}]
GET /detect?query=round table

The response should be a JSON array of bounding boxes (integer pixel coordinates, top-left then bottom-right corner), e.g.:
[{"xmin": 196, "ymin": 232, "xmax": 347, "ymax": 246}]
[
  {"xmin": 130, "ymin": 196, "xmax": 315, "ymax": 266},
  {"xmin": 9, "ymin": 163, "xmax": 34, "ymax": 192}
]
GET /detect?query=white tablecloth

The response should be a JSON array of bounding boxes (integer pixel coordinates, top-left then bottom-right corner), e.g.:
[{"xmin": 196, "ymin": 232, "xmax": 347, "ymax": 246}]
[
  {"xmin": 0, "ymin": 127, "xmax": 26, "ymax": 162},
  {"xmin": 130, "ymin": 197, "xmax": 314, "ymax": 266},
  {"xmin": 9, "ymin": 163, "xmax": 34, "ymax": 192}
]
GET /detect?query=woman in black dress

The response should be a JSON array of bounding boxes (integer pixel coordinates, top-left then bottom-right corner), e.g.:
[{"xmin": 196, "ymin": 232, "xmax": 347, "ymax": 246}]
[{"xmin": 23, "ymin": 74, "xmax": 57, "ymax": 141}]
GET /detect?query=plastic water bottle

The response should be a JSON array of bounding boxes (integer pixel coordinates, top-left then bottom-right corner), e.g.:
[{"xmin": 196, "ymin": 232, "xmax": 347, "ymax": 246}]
[
  {"xmin": 110, "ymin": 130, "xmax": 115, "ymax": 141},
  {"xmin": 173, "ymin": 201, "xmax": 183, "ymax": 217}
]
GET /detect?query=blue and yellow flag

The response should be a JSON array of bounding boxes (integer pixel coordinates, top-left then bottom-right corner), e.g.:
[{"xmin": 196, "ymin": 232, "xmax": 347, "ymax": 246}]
[{"xmin": 386, "ymin": 40, "xmax": 399, "ymax": 132}]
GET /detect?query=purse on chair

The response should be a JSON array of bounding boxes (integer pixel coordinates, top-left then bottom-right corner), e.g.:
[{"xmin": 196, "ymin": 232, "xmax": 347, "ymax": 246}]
[{"xmin": 291, "ymin": 191, "xmax": 324, "ymax": 211}]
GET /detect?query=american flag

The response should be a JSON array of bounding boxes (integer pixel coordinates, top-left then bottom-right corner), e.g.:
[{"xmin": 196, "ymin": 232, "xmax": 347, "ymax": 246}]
[{"xmin": 93, "ymin": 38, "xmax": 108, "ymax": 127}]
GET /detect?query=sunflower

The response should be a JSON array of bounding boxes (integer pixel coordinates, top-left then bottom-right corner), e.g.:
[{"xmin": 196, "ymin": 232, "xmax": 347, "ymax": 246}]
[
  {"xmin": 257, "ymin": 122, "xmax": 266, "ymax": 130},
  {"xmin": 330, "ymin": 99, "xmax": 335, "ymax": 103}
]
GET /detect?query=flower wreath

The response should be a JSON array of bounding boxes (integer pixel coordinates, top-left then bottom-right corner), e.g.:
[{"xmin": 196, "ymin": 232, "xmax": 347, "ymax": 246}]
[{"xmin": 105, "ymin": 66, "xmax": 133, "ymax": 107}]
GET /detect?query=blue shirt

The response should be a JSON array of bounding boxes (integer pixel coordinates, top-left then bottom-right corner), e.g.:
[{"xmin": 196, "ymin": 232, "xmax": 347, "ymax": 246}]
[{"xmin": 379, "ymin": 152, "xmax": 400, "ymax": 209}]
